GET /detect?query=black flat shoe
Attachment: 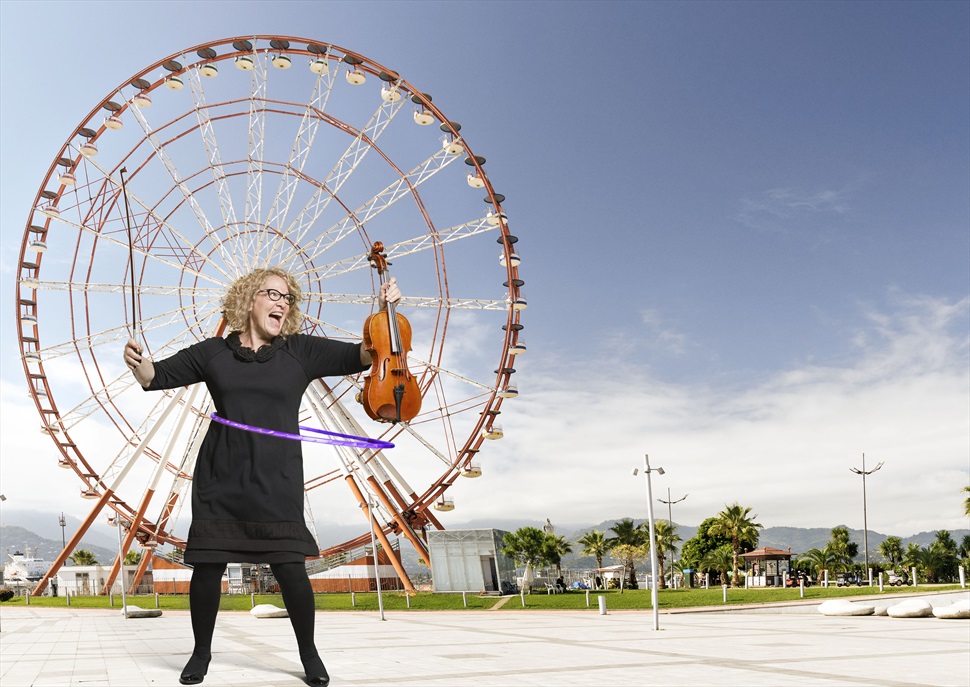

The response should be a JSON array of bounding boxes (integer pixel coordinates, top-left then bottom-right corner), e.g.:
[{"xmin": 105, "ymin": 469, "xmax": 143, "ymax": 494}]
[
  {"xmin": 179, "ymin": 652, "xmax": 211, "ymax": 685},
  {"xmin": 301, "ymin": 653, "xmax": 330, "ymax": 686}
]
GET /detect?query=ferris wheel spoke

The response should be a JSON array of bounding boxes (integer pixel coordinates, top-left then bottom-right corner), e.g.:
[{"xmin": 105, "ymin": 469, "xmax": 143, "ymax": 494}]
[
  {"xmin": 241, "ymin": 51, "xmax": 269, "ymax": 270},
  {"xmin": 264, "ymin": 69, "xmax": 338, "ymax": 239},
  {"xmin": 124, "ymin": 93, "xmax": 239, "ymax": 271},
  {"xmin": 58, "ymin": 154, "xmax": 235, "ymax": 284},
  {"xmin": 38, "ymin": 295, "xmax": 221, "ymax": 362},
  {"xmin": 55, "ymin": 320, "xmax": 207, "ymax": 432},
  {"xmin": 184, "ymin": 67, "xmax": 241, "ymax": 250},
  {"xmin": 92, "ymin": 386, "xmax": 190, "ymax": 494},
  {"xmin": 286, "ymin": 146, "xmax": 462, "ymax": 269},
  {"xmin": 264, "ymin": 96, "xmax": 406, "ymax": 265},
  {"xmin": 293, "ymin": 217, "xmax": 496, "ymax": 285},
  {"xmin": 302, "ymin": 291, "xmax": 507, "ymax": 310},
  {"xmin": 303, "ymin": 381, "xmax": 418, "ymax": 514}
]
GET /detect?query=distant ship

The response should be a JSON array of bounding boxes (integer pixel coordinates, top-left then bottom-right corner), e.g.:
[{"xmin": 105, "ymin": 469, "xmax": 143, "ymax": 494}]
[{"xmin": 4, "ymin": 547, "xmax": 51, "ymax": 583}]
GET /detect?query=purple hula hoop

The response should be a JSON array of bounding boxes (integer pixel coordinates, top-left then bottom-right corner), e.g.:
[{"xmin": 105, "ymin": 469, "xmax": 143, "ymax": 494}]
[{"xmin": 209, "ymin": 413, "xmax": 394, "ymax": 450}]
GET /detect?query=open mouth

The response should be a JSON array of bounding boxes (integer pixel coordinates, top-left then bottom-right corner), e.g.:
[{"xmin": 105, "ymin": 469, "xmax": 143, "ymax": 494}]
[{"xmin": 269, "ymin": 312, "xmax": 284, "ymax": 325}]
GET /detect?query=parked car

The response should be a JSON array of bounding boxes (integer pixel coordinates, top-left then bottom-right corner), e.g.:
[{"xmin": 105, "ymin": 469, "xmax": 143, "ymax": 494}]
[{"xmin": 836, "ymin": 572, "xmax": 864, "ymax": 587}]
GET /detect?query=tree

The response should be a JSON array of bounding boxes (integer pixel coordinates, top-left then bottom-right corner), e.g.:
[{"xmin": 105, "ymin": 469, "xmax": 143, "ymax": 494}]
[
  {"xmin": 653, "ymin": 520, "xmax": 682, "ymax": 589},
  {"xmin": 708, "ymin": 503, "xmax": 763, "ymax": 587},
  {"xmin": 878, "ymin": 536, "xmax": 903, "ymax": 568},
  {"xmin": 543, "ymin": 534, "xmax": 573, "ymax": 578},
  {"xmin": 577, "ymin": 530, "xmax": 608, "ymax": 570},
  {"xmin": 929, "ymin": 531, "xmax": 959, "ymax": 582},
  {"xmin": 606, "ymin": 518, "xmax": 648, "ymax": 587},
  {"xmin": 609, "ymin": 544, "xmax": 648, "ymax": 590},
  {"xmin": 699, "ymin": 544, "xmax": 733, "ymax": 585},
  {"xmin": 123, "ymin": 550, "xmax": 143, "ymax": 565},
  {"xmin": 959, "ymin": 534, "xmax": 970, "ymax": 562},
  {"xmin": 901, "ymin": 542, "xmax": 922, "ymax": 571},
  {"xmin": 501, "ymin": 527, "xmax": 549, "ymax": 593},
  {"xmin": 914, "ymin": 546, "xmax": 949, "ymax": 583},
  {"xmin": 797, "ymin": 546, "xmax": 837, "ymax": 582},
  {"xmin": 680, "ymin": 517, "xmax": 756, "ymax": 572},
  {"xmin": 964, "ymin": 485, "xmax": 970, "ymax": 517},
  {"xmin": 69, "ymin": 549, "xmax": 98, "ymax": 566},
  {"xmin": 827, "ymin": 526, "xmax": 859, "ymax": 571}
]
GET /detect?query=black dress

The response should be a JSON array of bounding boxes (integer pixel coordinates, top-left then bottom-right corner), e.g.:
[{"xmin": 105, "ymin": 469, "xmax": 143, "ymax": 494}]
[{"xmin": 147, "ymin": 333, "xmax": 367, "ymax": 564}]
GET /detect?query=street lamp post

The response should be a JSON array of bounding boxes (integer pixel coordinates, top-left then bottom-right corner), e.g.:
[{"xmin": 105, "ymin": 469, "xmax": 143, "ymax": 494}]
[
  {"xmin": 657, "ymin": 488, "xmax": 688, "ymax": 589},
  {"xmin": 850, "ymin": 453, "xmax": 883, "ymax": 583},
  {"xmin": 59, "ymin": 513, "xmax": 66, "ymax": 549},
  {"xmin": 366, "ymin": 497, "xmax": 386, "ymax": 621},
  {"xmin": 632, "ymin": 454, "xmax": 664, "ymax": 631},
  {"xmin": 107, "ymin": 514, "xmax": 129, "ymax": 619}
]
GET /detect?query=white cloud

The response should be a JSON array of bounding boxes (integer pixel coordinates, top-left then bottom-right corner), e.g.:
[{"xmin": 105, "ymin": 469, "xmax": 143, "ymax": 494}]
[
  {"xmin": 736, "ymin": 185, "xmax": 853, "ymax": 232},
  {"xmin": 444, "ymin": 293, "xmax": 970, "ymax": 537}
]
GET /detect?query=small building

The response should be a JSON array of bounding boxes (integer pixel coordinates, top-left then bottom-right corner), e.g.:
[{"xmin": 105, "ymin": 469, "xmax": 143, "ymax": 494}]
[
  {"xmin": 427, "ymin": 529, "xmax": 516, "ymax": 593},
  {"xmin": 305, "ymin": 546, "xmax": 404, "ymax": 593},
  {"xmin": 55, "ymin": 564, "xmax": 149, "ymax": 596},
  {"xmin": 740, "ymin": 547, "xmax": 795, "ymax": 587}
]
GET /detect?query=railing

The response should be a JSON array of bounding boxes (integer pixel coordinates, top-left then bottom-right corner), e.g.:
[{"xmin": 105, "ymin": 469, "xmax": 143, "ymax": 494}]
[{"xmin": 304, "ymin": 539, "xmax": 400, "ymax": 576}]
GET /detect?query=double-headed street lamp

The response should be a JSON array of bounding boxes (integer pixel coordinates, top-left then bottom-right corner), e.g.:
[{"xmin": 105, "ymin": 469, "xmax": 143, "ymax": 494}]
[
  {"xmin": 632, "ymin": 454, "xmax": 664, "ymax": 631},
  {"xmin": 658, "ymin": 488, "xmax": 688, "ymax": 588},
  {"xmin": 850, "ymin": 453, "xmax": 883, "ymax": 581}
]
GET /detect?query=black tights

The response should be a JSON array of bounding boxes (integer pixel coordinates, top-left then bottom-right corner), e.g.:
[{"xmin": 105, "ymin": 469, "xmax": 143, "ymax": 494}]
[{"xmin": 188, "ymin": 562, "xmax": 322, "ymax": 666}]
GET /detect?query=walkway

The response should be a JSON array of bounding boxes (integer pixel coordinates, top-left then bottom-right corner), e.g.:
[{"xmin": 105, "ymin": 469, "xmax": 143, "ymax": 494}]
[{"xmin": 1, "ymin": 592, "xmax": 967, "ymax": 686}]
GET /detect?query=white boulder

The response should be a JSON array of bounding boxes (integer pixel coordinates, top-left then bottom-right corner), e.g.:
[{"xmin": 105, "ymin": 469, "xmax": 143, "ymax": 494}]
[
  {"xmin": 251, "ymin": 603, "xmax": 289, "ymax": 618},
  {"xmin": 932, "ymin": 599, "xmax": 970, "ymax": 619},
  {"xmin": 818, "ymin": 600, "xmax": 875, "ymax": 616},
  {"xmin": 887, "ymin": 599, "xmax": 933, "ymax": 618},
  {"xmin": 120, "ymin": 605, "xmax": 162, "ymax": 618}
]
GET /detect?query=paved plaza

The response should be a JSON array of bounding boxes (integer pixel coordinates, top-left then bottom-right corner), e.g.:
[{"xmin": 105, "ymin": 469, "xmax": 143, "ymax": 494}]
[{"xmin": 1, "ymin": 592, "xmax": 968, "ymax": 686}]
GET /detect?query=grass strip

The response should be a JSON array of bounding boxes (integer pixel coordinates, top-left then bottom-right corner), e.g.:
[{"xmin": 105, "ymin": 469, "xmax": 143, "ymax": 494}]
[{"xmin": 3, "ymin": 584, "xmax": 962, "ymax": 612}]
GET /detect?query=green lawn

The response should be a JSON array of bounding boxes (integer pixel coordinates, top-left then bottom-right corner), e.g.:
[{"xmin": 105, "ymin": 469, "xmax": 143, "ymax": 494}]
[
  {"xmin": 502, "ymin": 584, "xmax": 965, "ymax": 610},
  {"xmin": 4, "ymin": 584, "xmax": 962, "ymax": 612}
]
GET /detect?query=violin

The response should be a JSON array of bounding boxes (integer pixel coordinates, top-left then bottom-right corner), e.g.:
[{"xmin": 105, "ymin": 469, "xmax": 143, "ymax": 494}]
[{"xmin": 361, "ymin": 242, "xmax": 421, "ymax": 424}]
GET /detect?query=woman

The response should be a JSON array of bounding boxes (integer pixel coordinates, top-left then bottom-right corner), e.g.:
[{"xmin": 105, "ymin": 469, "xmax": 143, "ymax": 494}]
[{"xmin": 123, "ymin": 267, "xmax": 400, "ymax": 686}]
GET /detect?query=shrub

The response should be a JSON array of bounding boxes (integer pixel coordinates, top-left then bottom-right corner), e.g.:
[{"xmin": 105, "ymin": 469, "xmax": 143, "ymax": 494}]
[{"xmin": 0, "ymin": 588, "xmax": 15, "ymax": 602}]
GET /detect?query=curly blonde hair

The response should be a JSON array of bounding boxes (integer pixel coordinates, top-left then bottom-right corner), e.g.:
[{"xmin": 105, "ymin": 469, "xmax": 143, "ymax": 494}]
[{"xmin": 222, "ymin": 267, "xmax": 304, "ymax": 336}]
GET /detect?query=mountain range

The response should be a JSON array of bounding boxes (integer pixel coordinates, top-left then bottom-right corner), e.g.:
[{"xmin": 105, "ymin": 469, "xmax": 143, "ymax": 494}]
[{"xmin": 2, "ymin": 509, "xmax": 965, "ymax": 577}]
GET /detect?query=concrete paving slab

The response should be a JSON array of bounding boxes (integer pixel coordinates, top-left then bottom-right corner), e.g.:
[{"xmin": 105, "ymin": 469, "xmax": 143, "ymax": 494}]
[{"xmin": 1, "ymin": 593, "xmax": 968, "ymax": 687}]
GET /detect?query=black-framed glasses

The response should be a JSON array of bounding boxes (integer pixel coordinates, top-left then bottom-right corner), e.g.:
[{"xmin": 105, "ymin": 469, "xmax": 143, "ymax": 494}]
[{"xmin": 256, "ymin": 288, "xmax": 297, "ymax": 306}]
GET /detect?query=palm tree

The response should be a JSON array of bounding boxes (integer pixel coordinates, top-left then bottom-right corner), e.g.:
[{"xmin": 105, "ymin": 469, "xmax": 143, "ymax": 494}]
[
  {"xmin": 797, "ymin": 546, "xmax": 837, "ymax": 583},
  {"xmin": 708, "ymin": 503, "xmax": 763, "ymax": 587},
  {"xmin": 543, "ymin": 534, "xmax": 573, "ymax": 577},
  {"xmin": 69, "ymin": 549, "xmax": 98, "ymax": 566},
  {"xmin": 929, "ymin": 531, "xmax": 959, "ymax": 582},
  {"xmin": 914, "ymin": 546, "xmax": 950, "ymax": 583},
  {"xmin": 501, "ymin": 527, "xmax": 549, "ymax": 593},
  {"xmin": 577, "ymin": 530, "xmax": 608, "ymax": 569},
  {"xmin": 959, "ymin": 534, "xmax": 970, "ymax": 562},
  {"xmin": 827, "ymin": 526, "xmax": 858, "ymax": 571},
  {"xmin": 879, "ymin": 536, "xmax": 903, "ymax": 568},
  {"xmin": 123, "ymin": 550, "xmax": 143, "ymax": 565},
  {"xmin": 606, "ymin": 518, "xmax": 648, "ymax": 587},
  {"xmin": 963, "ymin": 485, "xmax": 970, "ymax": 517},
  {"xmin": 699, "ymin": 544, "xmax": 732, "ymax": 585},
  {"xmin": 901, "ymin": 542, "xmax": 922, "ymax": 572},
  {"xmin": 653, "ymin": 520, "xmax": 682, "ymax": 589}
]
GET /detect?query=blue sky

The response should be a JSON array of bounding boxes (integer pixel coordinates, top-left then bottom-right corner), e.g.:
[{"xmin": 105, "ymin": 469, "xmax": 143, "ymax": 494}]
[{"xmin": 1, "ymin": 1, "xmax": 967, "ymax": 542}]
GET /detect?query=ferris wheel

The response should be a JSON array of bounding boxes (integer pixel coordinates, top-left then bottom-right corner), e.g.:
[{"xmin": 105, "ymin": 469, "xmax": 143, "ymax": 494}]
[{"xmin": 17, "ymin": 36, "xmax": 524, "ymax": 594}]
